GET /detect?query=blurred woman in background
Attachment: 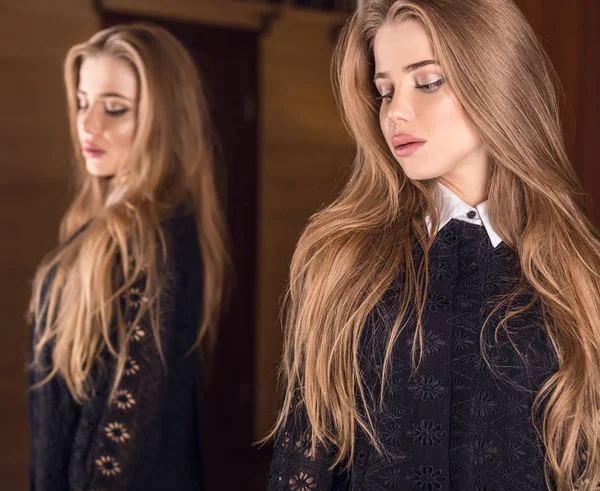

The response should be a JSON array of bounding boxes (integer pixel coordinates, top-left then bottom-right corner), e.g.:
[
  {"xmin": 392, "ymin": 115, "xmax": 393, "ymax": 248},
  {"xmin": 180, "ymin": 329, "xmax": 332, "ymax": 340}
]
[
  {"xmin": 268, "ymin": 0, "xmax": 600, "ymax": 489},
  {"xmin": 28, "ymin": 23, "xmax": 226, "ymax": 490}
]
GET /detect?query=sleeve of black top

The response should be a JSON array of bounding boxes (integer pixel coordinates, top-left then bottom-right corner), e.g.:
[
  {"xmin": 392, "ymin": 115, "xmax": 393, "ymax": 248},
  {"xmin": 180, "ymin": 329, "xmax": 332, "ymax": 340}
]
[
  {"xmin": 28, "ymin": 267, "xmax": 83, "ymax": 491},
  {"xmin": 81, "ymin": 274, "xmax": 176, "ymax": 490},
  {"xmin": 74, "ymin": 222, "xmax": 201, "ymax": 491},
  {"xmin": 267, "ymin": 403, "xmax": 335, "ymax": 491}
]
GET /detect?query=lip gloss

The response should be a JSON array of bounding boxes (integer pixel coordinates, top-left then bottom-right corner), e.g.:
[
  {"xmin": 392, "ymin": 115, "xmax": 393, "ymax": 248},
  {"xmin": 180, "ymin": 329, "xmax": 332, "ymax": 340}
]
[{"xmin": 394, "ymin": 141, "xmax": 426, "ymax": 157}]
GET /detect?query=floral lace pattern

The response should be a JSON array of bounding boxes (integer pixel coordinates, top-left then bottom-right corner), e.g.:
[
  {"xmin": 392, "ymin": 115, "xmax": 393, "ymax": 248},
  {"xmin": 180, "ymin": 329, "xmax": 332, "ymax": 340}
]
[
  {"xmin": 83, "ymin": 267, "xmax": 177, "ymax": 489},
  {"xmin": 28, "ymin": 213, "xmax": 205, "ymax": 491},
  {"xmin": 268, "ymin": 219, "xmax": 557, "ymax": 490},
  {"xmin": 104, "ymin": 422, "xmax": 131, "ymax": 443},
  {"xmin": 268, "ymin": 416, "xmax": 336, "ymax": 490},
  {"xmin": 82, "ymin": 279, "xmax": 151, "ymax": 487},
  {"xmin": 95, "ymin": 455, "xmax": 121, "ymax": 476}
]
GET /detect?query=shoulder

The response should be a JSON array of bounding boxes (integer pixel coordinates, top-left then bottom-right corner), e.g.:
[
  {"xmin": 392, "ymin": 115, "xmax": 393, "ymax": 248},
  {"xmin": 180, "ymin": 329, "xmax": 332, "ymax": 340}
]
[
  {"xmin": 163, "ymin": 210, "xmax": 199, "ymax": 250},
  {"xmin": 161, "ymin": 211, "xmax": 203, "ymax": 281}
]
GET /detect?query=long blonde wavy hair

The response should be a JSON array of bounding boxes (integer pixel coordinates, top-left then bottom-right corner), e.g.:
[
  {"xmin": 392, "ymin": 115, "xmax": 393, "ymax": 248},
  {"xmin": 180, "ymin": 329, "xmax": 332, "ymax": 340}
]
[
  {"xmin": 30, "ymin": 24, "xmax": 227, "ymax": 404},
  {"xmin": 270, "ymin": 1, "xmax": 600, "ymax": 489}
]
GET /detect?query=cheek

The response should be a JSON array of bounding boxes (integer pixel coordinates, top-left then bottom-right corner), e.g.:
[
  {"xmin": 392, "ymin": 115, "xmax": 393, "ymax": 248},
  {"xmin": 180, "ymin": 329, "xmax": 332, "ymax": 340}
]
[
  {"xmin": 110, "ymin": 118, "xmax": 136, "ymax": 150},
  {"xmin": 75, "ymin": 115, "xmax": 85, "ymax": 141},
  {"xmin": 427, "ymin": 95, "xmax": 479, "ymax": 150},
  {"xmin": 379, "ymin": 107, "xmax": 391, "ymax": 139}
]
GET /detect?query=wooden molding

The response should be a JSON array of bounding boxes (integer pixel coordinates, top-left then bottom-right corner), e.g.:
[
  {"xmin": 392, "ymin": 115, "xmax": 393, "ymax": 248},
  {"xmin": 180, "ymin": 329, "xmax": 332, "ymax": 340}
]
[
  {"xmin": 98, "ymin": 0, "xmax": 348, "ymax": 31},
  {"xmin": 100, "ymin": 0, "xmax": 278, "ymax": 31},
  {"xmin": 277, "ymin": 6, "xmax": 348, "ymax": 25}
]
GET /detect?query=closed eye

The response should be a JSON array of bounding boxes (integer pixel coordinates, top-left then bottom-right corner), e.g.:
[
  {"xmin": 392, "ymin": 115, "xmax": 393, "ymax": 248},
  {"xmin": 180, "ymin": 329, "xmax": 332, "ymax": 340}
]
[
  {"xmin": 375, "ymin": 93, "xmax": 393, "ymax": 102},
  {"xmin": 105, "ymin": 108, "xmax": 130, "ymax": 117}
]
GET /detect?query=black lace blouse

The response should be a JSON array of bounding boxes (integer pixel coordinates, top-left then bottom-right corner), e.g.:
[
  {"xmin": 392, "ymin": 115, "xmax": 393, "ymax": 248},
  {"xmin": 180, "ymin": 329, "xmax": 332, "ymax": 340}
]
[
  {"xmin": 28, "ymin": 213, "xmax": 205, "ymax": 491},
  {"xmin": 268, "ymin": 219, "xmax": 558, "ymax": 491}
]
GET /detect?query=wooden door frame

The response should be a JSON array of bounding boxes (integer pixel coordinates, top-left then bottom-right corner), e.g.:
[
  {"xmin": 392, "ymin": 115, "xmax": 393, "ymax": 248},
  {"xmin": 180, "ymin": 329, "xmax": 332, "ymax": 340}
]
[{"xmin": 99, "ymin": 7, "xmax": 263, "ymax": 489}]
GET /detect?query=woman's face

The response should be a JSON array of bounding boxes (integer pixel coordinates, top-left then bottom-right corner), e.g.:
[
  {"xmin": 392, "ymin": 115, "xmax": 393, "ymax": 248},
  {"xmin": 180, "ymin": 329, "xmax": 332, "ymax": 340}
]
[
  {"xmin": 373, "ymin": 20, "xmax": 488, "ymax": 185},
  {"xmin": 76, "ymin": 55, "xmax": 138, "ymax": 178}
]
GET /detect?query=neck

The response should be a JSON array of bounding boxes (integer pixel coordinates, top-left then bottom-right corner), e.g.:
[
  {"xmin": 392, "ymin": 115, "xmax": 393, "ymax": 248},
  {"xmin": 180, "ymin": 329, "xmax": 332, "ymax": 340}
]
[
  {"xmin": 105, "ymin": 177, "xmax": 127, "ymax": 207},
  {"xmin": 437, "ymin": 151, "xmax": 490, "ymax": 207}
]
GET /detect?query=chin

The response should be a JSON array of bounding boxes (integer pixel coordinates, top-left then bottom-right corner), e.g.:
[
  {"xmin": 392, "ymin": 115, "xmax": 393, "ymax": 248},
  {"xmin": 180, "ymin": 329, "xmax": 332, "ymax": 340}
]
[
  {"xmin": 85, "ymin": 161, "xmax": 117, "ymax": 178},
  {"xmin": 399, "ymin": 165, "xmax": 441, "ymax": 182}
]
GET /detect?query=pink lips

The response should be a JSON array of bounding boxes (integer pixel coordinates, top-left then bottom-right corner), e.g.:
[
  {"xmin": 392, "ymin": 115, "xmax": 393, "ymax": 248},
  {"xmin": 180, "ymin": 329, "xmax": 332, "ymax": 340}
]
[
  {"xmin": 391, "ymin": 133, "xmax": 426, "ymax": 158},
  {"xmin": 82, "ymin": 142, "xmax": 105, "ymax": 159}
]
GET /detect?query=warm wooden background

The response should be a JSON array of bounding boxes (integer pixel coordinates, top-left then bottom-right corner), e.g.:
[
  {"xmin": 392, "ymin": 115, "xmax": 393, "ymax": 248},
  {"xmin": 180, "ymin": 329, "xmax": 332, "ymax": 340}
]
[
  {"xmin": 0, "ymin": 2, "xmax": 100, "ymax": 489},
  {"xmin": 0, "ymin": 0, "xmax": 597, "ymax": 489}
]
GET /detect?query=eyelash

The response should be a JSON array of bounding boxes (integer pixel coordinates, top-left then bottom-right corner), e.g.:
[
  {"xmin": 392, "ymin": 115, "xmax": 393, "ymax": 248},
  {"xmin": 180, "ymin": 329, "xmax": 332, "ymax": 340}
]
[
  {"xmin": 106, "ymin": 108, "xmax": 129, "ymax": 117},
  {"xmin": 77, "ymin": 103, "xmax": 129, "ymax": 117},
  {"xmin": 375, "ymin": 78, "xmax": 445, "ymax": 101}
]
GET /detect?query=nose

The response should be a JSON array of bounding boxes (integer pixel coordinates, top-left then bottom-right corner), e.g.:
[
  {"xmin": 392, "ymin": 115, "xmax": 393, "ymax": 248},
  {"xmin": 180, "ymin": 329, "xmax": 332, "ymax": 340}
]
[
  {"xmin": 81, "ymin": 103, "xmax": 103, "ymax": 136},
  {"xmin": 386, "ymin": 92, "xmax": 414, "ymax": 124}
]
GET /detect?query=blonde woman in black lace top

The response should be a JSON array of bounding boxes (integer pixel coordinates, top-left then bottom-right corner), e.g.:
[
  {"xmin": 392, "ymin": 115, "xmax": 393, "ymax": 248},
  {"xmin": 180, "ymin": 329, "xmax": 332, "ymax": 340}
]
[
  {"xmin": 267, "ymin": 1, "xmax": 600, "ymax": 490},
  {"xmin": 28, "ymin": 24, "xmax": 226, "ymax": 490}
]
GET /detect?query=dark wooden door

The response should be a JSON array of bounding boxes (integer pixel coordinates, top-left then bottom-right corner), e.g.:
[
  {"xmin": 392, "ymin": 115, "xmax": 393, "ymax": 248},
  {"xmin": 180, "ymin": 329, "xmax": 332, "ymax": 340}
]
[
  {"xmin": 102, "ymin": 12, "xmax": 261, "ymax": 491},
  {"xmin": 514, "ymin": 0, "xmax": 599, "ymax": 222}
]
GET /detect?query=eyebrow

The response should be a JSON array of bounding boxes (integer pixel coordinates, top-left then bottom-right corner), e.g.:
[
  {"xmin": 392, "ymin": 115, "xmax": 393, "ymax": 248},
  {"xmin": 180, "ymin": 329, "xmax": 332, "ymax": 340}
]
[
  {"xmin": 77, "ymin": 89, "xmax": 132, "ymax": 101},
  {"xmin": 373, "ymin": 59, "xmax": 439, "ymax": 81}
]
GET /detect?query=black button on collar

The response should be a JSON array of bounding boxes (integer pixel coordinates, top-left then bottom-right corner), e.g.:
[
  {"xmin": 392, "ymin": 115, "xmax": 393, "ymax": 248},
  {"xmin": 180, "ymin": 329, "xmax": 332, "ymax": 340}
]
[{"xmin": 467, "ymin": 210, "xmax": 477, "ymax": 219}]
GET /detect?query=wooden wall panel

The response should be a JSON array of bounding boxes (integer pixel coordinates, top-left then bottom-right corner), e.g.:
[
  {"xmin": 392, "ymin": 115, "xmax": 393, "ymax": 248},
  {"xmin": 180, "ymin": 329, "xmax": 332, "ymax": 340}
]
[
  {"xmin": 540, "ymin": 0, "xmax": 581, "ymax": 163},
  {"xmin": 515, "ymin": 0, "xmax": 599, "ymax": 218},
  {"xmin": 255, "ymin": 10, "xmax": 355, "ymax": 438},
  {"xmin": 102, "ymin": 0, "xmax": 275, "ymax": 31},
  {"xmin": 0, "ymin": 267, "xmax": 37, "ymax": 488},
  {"xmin": 577, "ymin": 0, "xmax": 600, "ymax": 222},
  {"xmin": 0, "ymin": 2, "xmax": 99, "ymax": 488}
]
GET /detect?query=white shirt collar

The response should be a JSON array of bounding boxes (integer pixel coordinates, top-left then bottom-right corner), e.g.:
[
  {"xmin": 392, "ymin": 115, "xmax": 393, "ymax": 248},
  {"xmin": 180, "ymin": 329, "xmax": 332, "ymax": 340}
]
[{"xmin": 426, "ymin": 181, "xmax": 503, "ymax": 248}]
